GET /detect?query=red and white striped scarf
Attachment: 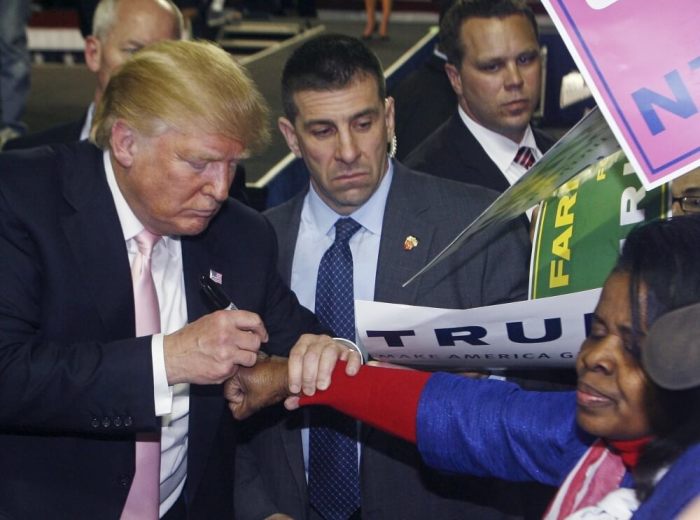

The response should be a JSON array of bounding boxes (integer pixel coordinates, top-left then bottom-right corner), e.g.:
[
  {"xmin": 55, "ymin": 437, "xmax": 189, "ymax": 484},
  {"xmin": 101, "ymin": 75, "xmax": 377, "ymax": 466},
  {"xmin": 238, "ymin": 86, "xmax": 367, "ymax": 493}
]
[{"xmin": 544, "ymin": 437, "xmax": 651, "ymax": 519}]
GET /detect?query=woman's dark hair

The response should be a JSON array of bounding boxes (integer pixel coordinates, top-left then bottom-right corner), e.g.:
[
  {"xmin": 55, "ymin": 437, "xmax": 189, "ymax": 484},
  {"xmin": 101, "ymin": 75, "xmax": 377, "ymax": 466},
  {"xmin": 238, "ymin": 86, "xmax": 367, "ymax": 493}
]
[{"xmin": 612, "ymin": 215, "xmax": 700, "ymax": 500}]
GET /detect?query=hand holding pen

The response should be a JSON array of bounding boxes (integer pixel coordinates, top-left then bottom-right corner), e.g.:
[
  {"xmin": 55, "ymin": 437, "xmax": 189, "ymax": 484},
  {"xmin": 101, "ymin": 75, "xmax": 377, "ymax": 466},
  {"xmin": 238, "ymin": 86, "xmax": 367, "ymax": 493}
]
[{"xmin": 159, "ymin": 276, "xmax": 268, "ymax": 386}]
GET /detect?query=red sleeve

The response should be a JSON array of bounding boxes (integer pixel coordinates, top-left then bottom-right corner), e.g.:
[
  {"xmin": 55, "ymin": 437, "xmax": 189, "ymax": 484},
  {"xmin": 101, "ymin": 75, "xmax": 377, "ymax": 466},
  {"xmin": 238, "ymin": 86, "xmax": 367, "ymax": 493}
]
[{"xmin": 299, "ymin": 362, "xmax": 432, "ymax": 443}]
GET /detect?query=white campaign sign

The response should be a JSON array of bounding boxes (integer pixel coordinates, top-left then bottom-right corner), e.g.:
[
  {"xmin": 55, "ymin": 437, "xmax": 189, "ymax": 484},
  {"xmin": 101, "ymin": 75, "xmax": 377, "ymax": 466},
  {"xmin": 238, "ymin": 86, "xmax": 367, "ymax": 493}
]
[{"xmin": 355, "ymin": 289, "xmax": 600, "ymax": 370}]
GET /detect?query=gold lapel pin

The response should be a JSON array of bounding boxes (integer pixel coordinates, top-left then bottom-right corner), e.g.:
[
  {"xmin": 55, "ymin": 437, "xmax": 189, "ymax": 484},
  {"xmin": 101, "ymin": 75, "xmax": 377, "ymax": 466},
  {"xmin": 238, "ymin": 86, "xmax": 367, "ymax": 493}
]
[{"xmin": 403, "ymin": 235, "xmax": 418, "ymax": 251}]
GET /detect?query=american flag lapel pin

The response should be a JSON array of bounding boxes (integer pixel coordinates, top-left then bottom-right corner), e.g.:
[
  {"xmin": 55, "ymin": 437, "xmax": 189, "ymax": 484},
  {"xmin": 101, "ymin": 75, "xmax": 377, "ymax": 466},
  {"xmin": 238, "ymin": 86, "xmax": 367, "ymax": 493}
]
[{"xmin": 209, "ymin": 269, "xmax": 223, "ymax": 285}]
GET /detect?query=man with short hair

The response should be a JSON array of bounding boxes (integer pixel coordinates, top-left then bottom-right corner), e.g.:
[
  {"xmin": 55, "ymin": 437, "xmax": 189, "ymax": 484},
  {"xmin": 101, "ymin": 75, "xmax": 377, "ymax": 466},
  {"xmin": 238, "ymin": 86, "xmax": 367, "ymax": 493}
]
[
  {"xmin": 0, "ymin": 39, "xmax": 358, "ymax": 519},
  {"xmin": 405, "ymin": 0, "xmax": 554, "ymax": 195},
  {"xmin": 234, "ymin": 33, "xmax": 531, "ymax": 520},
  {"xmin": 6, "ymin": 0, "xmax": 182, "ymax": 150}
]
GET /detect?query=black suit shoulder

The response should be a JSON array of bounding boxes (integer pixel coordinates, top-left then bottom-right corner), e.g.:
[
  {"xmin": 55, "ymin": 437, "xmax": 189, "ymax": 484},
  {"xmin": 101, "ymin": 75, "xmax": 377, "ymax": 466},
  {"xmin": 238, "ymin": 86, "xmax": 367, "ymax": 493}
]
[
  {"xmin": 404, "ymin": 114, "xmax": 510, "ymax": 192},
  {"xmin": 394, "ymin": 164, "xmax": 500, "ymax": 213},
  {"xmin": 0, "ymin": 142, "xmax": 97, "ymax": 211},
  {"xmin": 403, "ymin": 113, "xmax": 463, "ymax": 180},
  {"xmin": 212, "ymin": 189, "xmax": 272, "ymax": 231},
  {"xmin": 534, "ymin": 126, "xmax": 556, "ymax": 153},
  {"xmin": 264, "ymin": 190, "xmax": 304, "ymax": 226},
  {"xmin": 3, "ymin": 118, "xmax": 84, "ymax": 151},
  {"xmin": 389, "ymin": 165, "xmax": 508, "ymax": 237},
  {"xmin": 405, "ymin": 114, "xmax": 558, "ymax": 194},
  {"xmin": 390, "ymin": 53, "xmax": 457, "ymax": 161}
]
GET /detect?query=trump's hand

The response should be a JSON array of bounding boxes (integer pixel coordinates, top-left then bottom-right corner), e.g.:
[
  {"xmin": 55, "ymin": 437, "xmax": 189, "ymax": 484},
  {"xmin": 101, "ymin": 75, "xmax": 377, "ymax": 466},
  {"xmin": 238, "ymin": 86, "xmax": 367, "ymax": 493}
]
[
  {"xmin": 224, "ymin": 353, "xmax": 290, "ymax": 420},
  {"xmin": 163, "ymin": 309, "xmax": 268, "ymax": 385},
  {"xmin": 285, "ymin": 334, "xmax": 362, "ymax": 410},
  {"xmin": 224, "ymin": 334, "xmax": 362, "ymax": 419}
]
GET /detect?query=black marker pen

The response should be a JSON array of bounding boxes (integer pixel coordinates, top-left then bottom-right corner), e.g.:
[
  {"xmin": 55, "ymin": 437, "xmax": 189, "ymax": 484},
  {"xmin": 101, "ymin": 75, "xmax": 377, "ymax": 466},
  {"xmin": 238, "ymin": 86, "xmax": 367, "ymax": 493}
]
[{"xmin": 200, "ymin": 274, "xmax": 238, "ymax": 310}]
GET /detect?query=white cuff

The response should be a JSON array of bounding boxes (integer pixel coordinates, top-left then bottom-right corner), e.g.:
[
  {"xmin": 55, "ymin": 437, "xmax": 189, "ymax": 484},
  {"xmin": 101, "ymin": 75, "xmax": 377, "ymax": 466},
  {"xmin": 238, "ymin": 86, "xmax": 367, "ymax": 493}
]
[{"xmin": 151, "ymin": 333, "xmax": 174, "ymax": 416}]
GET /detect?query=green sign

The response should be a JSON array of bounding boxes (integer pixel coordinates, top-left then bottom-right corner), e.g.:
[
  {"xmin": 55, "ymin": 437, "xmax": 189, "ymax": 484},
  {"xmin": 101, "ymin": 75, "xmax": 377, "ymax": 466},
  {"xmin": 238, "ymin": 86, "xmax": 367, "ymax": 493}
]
[{"xmin": 530, "ymin": 151, "xmax": 668, "ymax": 299}]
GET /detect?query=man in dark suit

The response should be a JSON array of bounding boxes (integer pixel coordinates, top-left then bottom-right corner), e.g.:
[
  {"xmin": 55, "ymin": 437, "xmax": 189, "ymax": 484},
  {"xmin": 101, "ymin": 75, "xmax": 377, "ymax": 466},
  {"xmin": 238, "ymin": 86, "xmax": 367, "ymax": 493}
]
[
  {"xmin": 5, "ymin": 0, "xmax": 182, "ymax": 151},
  {"xmin": 234, "ymin": 34, "xmax": 531, "ymax": 520},
  {"xmin": 404, "ymin": 0, "xmax": 555, "ymax": 195},
  {"xmin": 0, "ymin": 39, "xmax": 360, "ymax": 520}
]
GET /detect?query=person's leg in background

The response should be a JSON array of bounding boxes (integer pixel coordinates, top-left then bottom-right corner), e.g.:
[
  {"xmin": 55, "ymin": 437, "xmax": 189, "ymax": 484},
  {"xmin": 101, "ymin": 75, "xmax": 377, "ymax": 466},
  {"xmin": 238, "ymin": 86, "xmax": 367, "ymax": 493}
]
[
  {"xmin": 378, "ymin": 0, "xmax": 392, "ymax": 39},
  {"xmin": 362, "ymin": 0, "xmax": 376, "ymax": 39},
  {"xmin": 0, "ymin": 0, "xmax": 31, "ymax": 148},
  {"xmin": 362, "ymin": 0, "xmax": 392, "ymax": 40}
]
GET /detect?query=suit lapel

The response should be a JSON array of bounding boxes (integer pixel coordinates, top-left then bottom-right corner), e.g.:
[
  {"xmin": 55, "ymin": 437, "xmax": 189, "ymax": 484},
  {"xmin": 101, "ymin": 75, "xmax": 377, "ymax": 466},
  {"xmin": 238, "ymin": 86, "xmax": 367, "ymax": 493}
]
[
  {"xmin": 273, "ymin": 169, "xmax": 437, "ymax": 305},
  {"xmin": 452, "ymin": 115, "xmax": 510, "ymax": 193},
  {"xmin": 269, "ymin": 191, "xmax": 306, "ymax": 284},
  {"xmin": 375, "ymin": 165, "xmax": 436, "ymax": 305},
  {"xmin": 534, "ymin": 127, "xmax": 556, "ymax": 153},
  {"xmin": 60, "ymin": 143, "xmax": 134, "ymax": 338},
  {"xmin": 182, "ymin": 233, "xmax": 211, "ymax": 321},
  {"xmin": 181, "ymin": 227, "xmax": 225, "ymax": 503}
]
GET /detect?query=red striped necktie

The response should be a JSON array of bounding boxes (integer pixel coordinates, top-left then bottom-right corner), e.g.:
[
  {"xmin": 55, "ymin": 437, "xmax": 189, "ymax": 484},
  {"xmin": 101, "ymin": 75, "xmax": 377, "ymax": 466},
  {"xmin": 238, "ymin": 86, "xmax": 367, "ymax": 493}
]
[{"xmin": 515, "ymin": 146, "xmax": 536, "ymax": 169}]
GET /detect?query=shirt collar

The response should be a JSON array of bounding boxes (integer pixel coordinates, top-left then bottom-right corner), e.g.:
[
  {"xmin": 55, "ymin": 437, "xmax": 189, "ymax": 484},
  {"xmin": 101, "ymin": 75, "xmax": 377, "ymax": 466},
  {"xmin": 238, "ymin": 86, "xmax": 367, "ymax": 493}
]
[
  {"xmin": 80, "ymin": 103, "xmax": 95, "ymax": 141},
  {"xmin": 307, "ymin": 158, "xmax": 394, "ymax": 238},
  {"xmin": 457, "ymin": 105, "xmax": 539, "ymax": 173}
]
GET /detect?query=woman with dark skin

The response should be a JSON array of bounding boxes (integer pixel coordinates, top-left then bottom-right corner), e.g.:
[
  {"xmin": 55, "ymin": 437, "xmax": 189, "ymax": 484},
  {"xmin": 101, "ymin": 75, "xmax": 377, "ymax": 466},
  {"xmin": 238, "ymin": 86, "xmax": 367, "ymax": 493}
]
[{"xmin": 227, "ymin": 215, "xmax": 700, "ymax": 519}]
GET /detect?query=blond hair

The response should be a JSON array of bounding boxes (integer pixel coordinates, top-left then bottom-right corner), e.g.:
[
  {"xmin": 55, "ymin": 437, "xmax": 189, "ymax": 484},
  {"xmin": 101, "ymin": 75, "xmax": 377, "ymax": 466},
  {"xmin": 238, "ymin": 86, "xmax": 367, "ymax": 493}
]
[{"xmin": 91, "ymin": 40, "xmax": 270, "ymax": 156}]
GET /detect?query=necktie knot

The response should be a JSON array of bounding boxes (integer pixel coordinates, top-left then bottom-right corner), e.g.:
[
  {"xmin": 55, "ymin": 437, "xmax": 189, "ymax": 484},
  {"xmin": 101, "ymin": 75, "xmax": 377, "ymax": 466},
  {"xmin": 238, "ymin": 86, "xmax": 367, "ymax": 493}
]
[
  {"xmin": 134, "ymin": 229, "xmax": 161, "ymax": 259},
  {"xmin": 334, "ymin": 218, "xmax": 361, "ymax": 245},
  {"xmin": 515, "ymin": 146, "xmax": 536, "ymax": 169},
  {"xmin": 130, "ymin": 229, "xmax": 161, "ymax": 336}
]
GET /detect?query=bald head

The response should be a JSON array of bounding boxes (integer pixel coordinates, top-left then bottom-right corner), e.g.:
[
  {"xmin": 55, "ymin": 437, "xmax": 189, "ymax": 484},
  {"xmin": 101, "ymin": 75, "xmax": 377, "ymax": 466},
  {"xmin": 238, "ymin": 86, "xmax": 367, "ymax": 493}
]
[{"xmin": 85, "ymin": 0, "xmax": 183, "ymax": 104}]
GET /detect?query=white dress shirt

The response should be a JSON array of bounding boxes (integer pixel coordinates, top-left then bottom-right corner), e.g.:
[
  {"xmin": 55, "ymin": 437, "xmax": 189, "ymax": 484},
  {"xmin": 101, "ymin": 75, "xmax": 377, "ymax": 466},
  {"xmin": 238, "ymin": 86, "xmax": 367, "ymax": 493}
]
[
  {"xmin": 290, "ymin": 164, "xmax": 393, "ymax": 322},
  {"xmin": 291, "ymin": 161, "xmax": 394, "ymax": 475},
  {"xmin": 458, "ymin": 105, "xmax": 542, "ymax": 186},
  {"xmin": 79, "ymin": 103, "xmax": 95, "ymax": 141},
  {"xmin": 103, "ymin": 151, "xmax": 189, "ymax": 517},
  {"xmin": 458, "ymin": 106, "xmax": 542, "ymax": 219}
]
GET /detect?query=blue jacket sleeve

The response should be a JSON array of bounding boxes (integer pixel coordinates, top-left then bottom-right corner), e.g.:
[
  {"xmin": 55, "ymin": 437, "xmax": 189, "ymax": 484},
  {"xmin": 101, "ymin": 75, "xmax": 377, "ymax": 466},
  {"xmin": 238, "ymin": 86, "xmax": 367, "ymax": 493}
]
[{"xmin": 416, "ymin": 373, "xmax": 593, "ymax": 487}]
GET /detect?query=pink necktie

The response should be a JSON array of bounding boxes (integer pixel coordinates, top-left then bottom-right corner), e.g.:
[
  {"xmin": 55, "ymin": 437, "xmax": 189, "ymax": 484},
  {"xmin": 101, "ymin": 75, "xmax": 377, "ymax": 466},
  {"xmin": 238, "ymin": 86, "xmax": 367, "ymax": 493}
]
[
  {"xmin": 515, "ymin": 146, "xmax": 536, "ymax": 169},
  {"xmin": 122, "ymin": 229, "xmax": 161, "ymax": 520}
]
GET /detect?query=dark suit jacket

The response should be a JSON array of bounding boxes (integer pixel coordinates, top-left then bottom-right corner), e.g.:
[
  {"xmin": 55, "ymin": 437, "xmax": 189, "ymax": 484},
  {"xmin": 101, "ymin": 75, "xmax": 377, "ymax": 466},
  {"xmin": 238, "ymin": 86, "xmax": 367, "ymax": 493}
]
[
  {"xmin": 390, "ymin": 51, "xmax": 457, "ymax": 161},
  {"xmin": 3, "ymin": 115, "xmax": 250, "ymax": 204},
  {"xmin": 404, "ymin": 113, "xmax": 556, "ymax": 193},
  {"xmin": 0, "ymin": 141, "xmax": 319, "ymax": 519},
  {"xmin": 234, "ymin": 162, "xmax": 532, "ymax": 519},
  {"xmin": 3, "ymin": 116, "xmax": 86, "ymax": 150}
]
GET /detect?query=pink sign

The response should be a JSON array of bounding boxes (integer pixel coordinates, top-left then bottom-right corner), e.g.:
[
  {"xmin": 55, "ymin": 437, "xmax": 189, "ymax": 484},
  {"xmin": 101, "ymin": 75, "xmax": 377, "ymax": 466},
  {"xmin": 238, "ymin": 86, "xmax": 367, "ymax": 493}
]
[{"xmin": 542, "ymin": 0, "xmax": 700, "ymax": 188}]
